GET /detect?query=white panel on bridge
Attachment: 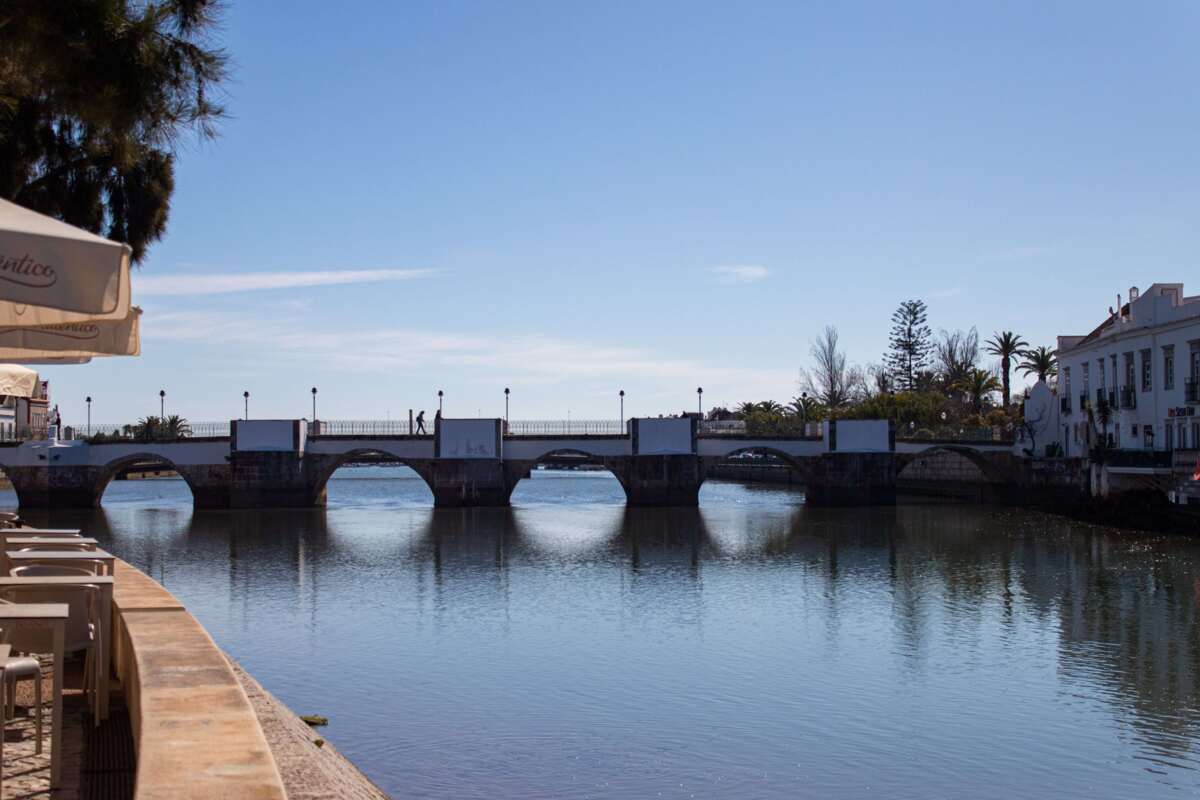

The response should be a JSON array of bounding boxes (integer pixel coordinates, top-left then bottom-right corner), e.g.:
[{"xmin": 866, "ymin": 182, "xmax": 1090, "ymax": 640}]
[
  {"xmin": 634, "ymin": 418, "xmax": 693, "ymax": 455},
  {"xmin": 235, "ymin": 420, "xmax": 301, "ymax": 453},
  {"xmin": 438, "ymin": 419, "xmax": 500, "ymax": 459},
  {"xmin": 830, "ymin": 420, "xmax": 890, "ymax": 452}
]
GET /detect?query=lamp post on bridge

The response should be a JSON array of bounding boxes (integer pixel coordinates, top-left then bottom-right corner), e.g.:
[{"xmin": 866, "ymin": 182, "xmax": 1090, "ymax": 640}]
[
  {"xmin": 504, "ymin": 387, "xmax": 510, "ymax": 423},
  {"xmin": 311, "ymin": 387, "xmax": 317, "ymax": 420},
  {"xmin": 244, "ymin": 391, "xmax": 250, "ymax": 420},
  {"xmin": 438, "ymin": 390, "xmax": 443, "ymax": 414},
  {"xmin": 697, "ymin": 387, "xmax": 703, "ymax": 418},
  {"xmin": 86, "ymin": 396, "xmax": 91, "ymax": 437},
  {"xmin": 619, "ymin": 390, "xmax": 625, "ymax": 433},
  {"xmin": 800, "ymin": 391, "xmax": 808, "ymax": 433},
  {"xmin": 159, "ymin": 389, "xmax": 165, "ymax": 420}
]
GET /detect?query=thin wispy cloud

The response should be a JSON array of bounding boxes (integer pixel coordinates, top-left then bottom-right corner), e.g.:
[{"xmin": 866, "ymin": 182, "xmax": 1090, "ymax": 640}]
[
  {"xmin": 145, "ymin": 310, "xmax": 795, "ymax": 394},
  {"xmin": 136, "ymin": 268, "xmax": 441, "ymax": 296},
  {"xmin": 708, "ymin": 265, "xmax": 770, "ymax": 284}
]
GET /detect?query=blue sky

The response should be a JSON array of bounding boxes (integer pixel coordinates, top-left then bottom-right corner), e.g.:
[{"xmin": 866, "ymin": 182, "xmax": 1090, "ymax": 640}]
[{"xmin": 45, "ymin": 1, "xmax": 1200, "ymax": 426}]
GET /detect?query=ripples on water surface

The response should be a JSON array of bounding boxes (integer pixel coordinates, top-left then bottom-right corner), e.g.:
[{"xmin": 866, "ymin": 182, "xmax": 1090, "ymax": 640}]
[{"xmin": 6, "ymin": 466, "xmax": 1200, "ymax": 798}]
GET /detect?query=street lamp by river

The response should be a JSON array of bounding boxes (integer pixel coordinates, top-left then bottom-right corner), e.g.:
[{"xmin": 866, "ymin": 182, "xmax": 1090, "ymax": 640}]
[
  {"xmin": 619, "ymin": 390, "xmax": 625, "ymax": 430},
  {"xmin": 311, "ymin": 387, "xmax": 318, "ymax": 420},
  {"xmin": 159, "ymin": 389, "xmax": 165, "ymax": 419},
  {"xmin": 697, "ymin": 387, "xmax": 703, "ymax": 417},
  {"xmin": 86, "ymin": 396, "xmax": 92, "ymax": 436},
  {"xmin": 504, "ymin": 387, "xmax": 510, "ymax": 422},
  {"xmin": 438, "ymin": 390, "xmax": 443, "ymax": 414},
  {"xmin": 243, "ymin": 391, "xmax": 250, "ymax": 420}
]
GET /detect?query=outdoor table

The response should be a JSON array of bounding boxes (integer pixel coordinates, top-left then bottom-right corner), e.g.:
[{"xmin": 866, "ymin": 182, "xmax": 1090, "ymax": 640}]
[
  {"xmin": 7, "ymin": 549, "xmax": 115, "ymax": 577},
  {"xmin": 0, "ymin": 576, "xmax": 113, "ymax": 721},
  {"xmin": 0, "ymin": 604, "xmax": 67, "ymax": 787},
  {"xmin": 5, "ymin": 538, "xmax": 98, "ymax": 550}
]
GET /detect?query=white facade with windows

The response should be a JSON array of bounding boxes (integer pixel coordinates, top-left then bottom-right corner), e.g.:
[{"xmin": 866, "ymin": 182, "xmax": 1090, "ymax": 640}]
[{"xmin": 1052, "ymin": 283, "xmax": 1200, "ymax": 455}]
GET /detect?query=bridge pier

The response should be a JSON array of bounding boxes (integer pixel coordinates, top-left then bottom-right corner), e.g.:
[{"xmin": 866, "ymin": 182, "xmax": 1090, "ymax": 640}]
[
  {"xmin": 426, "ymin": 459, "xmax": 514, "ymax": 507},
  {"xmin": 5, "ymin": 464, "xmax": 105, "ymax": 509},
  {"xmin": 803, "ymin": 452, "xmax": 897, "ymax": 506},
  {"xmin": 615, "ymin": 455, "xmax": 703, "ymax": 507}
]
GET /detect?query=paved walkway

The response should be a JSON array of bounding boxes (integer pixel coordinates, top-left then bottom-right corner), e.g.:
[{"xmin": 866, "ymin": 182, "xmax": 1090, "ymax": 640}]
[{"xmin": 1, "ymin": 659, "xmax": 133, "ymax": 800}]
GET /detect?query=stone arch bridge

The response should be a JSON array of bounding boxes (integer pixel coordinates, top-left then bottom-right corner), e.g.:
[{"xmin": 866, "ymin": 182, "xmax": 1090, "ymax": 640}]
[{"xmin": 0, "ymin": 418, "xmax": 1021, "ymax": 510}]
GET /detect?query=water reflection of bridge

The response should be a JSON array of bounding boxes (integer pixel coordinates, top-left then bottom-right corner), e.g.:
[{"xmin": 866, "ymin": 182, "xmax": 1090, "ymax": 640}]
[{"xmin": 23, "ymin": 500, "xmax": 1200, "ymax": 769}]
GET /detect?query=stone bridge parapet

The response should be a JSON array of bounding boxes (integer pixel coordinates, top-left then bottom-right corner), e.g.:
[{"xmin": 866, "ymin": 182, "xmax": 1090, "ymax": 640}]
[{"xmin": 0, "ymin": 418, "xmax": 1025, "ymax": 509}]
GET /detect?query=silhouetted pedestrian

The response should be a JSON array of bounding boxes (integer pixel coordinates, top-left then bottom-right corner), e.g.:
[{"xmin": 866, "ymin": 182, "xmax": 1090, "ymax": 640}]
[
  {"xmin": 434, "ymin": 408, "xmax": 442, "ymax": 431},
  {"xmin": 416, "ymin": 410, "xmax": 426, "ymax": 434}
]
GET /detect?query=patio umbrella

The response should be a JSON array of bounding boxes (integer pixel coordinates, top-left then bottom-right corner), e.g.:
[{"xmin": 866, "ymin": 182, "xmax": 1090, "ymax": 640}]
[
  {"xmin": 0, "ymin": 363, "xmax": 40, "ymax": 397},
  {"xmin": 0, "ymin": 198, "xmax": 131, "ymax": 327},
  {"xmin": 0, "ymin": 307, "xmax": 141, "ymax": 359}
]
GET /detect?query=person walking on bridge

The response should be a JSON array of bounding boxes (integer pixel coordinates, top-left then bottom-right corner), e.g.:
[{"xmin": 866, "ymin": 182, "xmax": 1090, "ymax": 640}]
[{"xmin": 416, "ymin": 410, "xmax": 427, "ymax": 434}]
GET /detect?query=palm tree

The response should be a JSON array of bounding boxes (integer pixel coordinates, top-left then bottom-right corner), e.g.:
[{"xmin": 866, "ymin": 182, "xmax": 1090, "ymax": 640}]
[
  {"xmin": 985, "ymin": 331, "xmax": 1027, "ymax": 408},
  {"xmin": 959, "ymin": 368, "xmax": 1002, "ymax": 412},
  {"xmin": 133, "ymin": 416, "xmax": 161, "ymax": 442},
  {"xmin": 789, "ymin": 394, "xmax": 821, "ymax": 419},
  {"xmin": 735, "ymin": 401, "xmax": 759, "ymax": 419},
  {"xmin": 757, "ymin": 400, "xmax": 784, "ymax": 415},
  {"xmin": 1017, "ymin": 346, "xmax": 1058, "ymax": 382},
  {"xmin": 163, "ymin": 415, "xmax": 192, "ymax": 439}
]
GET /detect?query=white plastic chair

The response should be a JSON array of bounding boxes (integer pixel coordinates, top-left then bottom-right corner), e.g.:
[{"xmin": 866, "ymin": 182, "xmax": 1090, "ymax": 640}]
[
  {"xmin": 0, "ymin": 585, "xmax": 103, "ymax": 724},
  {"xmin": 0, "ymin": 621, "xmax": 42, "ymax": 755}
]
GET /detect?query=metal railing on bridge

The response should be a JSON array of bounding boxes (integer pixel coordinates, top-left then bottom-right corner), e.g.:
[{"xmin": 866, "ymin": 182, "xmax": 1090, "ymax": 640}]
[
  {"xmin": 78, "ymin": 421, "xmax": 231, "ymax": 441},
  {"xmin": 895, "ymin": 425, "xmax": 1012, "ymax": 443},
  {"xmin": 310, "ymin": 419, "xmax": 632, "ymax": 436},
  {"xmin": 504, "ymin": 420, "xmax": 626, "ymax": 436}
]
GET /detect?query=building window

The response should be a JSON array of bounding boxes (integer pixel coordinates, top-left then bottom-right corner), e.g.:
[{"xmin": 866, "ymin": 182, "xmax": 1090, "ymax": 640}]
[
  {"xmin": 1097, "ymin": 359, "xmax": 1105, "ymax": 387},
  {"xmin": 1193, "ymin": 421, "xmax": 1200, "ymax": 448},
  {"xmin": 1167, "ymin": 423, "xmax": 1175, "ymax": 450},
  {"xmin": 1082, "ymin": 362, "xmax": 1090, "ymax": 394},
  {"xmin": 1180, "ymin": 422, "xmax": 1187, "ymax": 449},
  {"xmin": 1124, "ymin": 353, "xmax": 1135, "ymax": 388},
  {"xmin": 1141, "ymin": 349, "xmax": 1152, "ymax": 392},
  {"xmin": 1165, "ymin": 346, "xmax": 1175, "ymax": 390}
]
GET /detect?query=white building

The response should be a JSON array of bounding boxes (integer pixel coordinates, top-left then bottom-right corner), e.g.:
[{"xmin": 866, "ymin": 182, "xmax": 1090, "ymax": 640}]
[{"xmin": 1050, "ymin": 283, "xmax": 1200, "ymax": 456}]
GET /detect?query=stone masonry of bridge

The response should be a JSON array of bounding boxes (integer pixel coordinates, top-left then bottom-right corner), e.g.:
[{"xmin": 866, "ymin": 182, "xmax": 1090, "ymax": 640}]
[{"xmin": 0, "ymin": 418, "xmax": 1025, "ymax": 510}]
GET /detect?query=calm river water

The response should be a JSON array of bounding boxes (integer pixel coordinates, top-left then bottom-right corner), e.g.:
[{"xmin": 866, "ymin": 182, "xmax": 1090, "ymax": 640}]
[{"xmin": 4, "ymin": 467, "xmax": 1200, "ymax": 798}]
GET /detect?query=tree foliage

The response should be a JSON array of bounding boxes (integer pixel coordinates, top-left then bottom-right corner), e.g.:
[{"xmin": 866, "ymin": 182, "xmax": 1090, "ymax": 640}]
[
  {"xmin": 885, "ymin": 300, "xmax": 933, "ymax": 391},
  {"xmin": 985, "ymin": 330, "xmax": 1028, "ymax": 408},
  {"xmin": 0, "ymin": 0, "xmax": 229, "ymax": 262},
  {"xmin": 801, "ymin": 325, "xmax": 854, "ymax": 410},
  {"xmin": 934, "ymin": 327, "xmax": 980, "ymax": 396},
  {"xmin": 1017, "ymin": 346, "xmax": 1058, "ymax": 381}
]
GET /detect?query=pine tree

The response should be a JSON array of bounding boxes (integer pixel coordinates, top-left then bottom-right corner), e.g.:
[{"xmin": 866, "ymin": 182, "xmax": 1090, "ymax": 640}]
[
  {"xmin": 885, "ymin": 300, "xmax": 932, "ymax": 391},
  {"xmin": 0, "ymin": 1, "xmax": 228, "ymax": 262}
]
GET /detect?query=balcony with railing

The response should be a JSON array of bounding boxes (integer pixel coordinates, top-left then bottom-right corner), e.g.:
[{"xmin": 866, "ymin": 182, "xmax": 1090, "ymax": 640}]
[{"xmin": 1119, "ymin": 386, "xmax": 1137, "ymax": 410}]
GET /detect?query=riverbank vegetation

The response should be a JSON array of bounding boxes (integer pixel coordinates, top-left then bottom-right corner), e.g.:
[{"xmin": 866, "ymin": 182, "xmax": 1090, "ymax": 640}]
[{"xmin": 710, "ymin": 299, "xmax": 1058, "ymax": 439}]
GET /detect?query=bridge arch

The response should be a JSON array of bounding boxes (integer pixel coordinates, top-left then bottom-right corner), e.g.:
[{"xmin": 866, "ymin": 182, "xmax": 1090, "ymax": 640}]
[
  {"xmin": 96, "ymin": 452, "xmax": 201, "ymax": 506},
  {"xmin": 307, "ymin": 447, "xmax": 436, "ymax": 506},
  {"xmin": 700, "ymin": 446, "xmax": 815, "ymax": 488},
  {"xmin": 895, "ymin": 445, "xmax": 1009, "ymax": 484},
  {"xmin": 506, "ymin": 447, "xmax": 631, "ymax": 504}
]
